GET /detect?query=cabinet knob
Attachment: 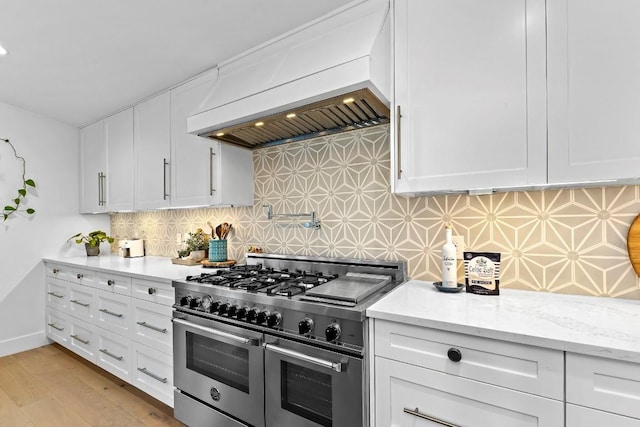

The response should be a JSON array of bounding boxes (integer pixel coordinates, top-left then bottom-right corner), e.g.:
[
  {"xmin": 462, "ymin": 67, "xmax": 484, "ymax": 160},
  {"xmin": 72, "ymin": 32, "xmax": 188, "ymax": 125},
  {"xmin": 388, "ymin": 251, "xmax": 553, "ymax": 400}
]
[
  {"xmin": 77, "ymin": 273, "xmax": 83, "ymax": 279},
  {"xmin": 107, "ymin": 279, "xmax": 114, "ymax": 286},
  {"xmin": 447, "ymin": 347, "xmax": 462, "ymax": 362},
  {"xmin": 148, "ymin": 287, "xmax": 156, "ymax": 295},
  {"xmin": 53, "ymin": 268, "xmax": 59, "ymax": 274}
]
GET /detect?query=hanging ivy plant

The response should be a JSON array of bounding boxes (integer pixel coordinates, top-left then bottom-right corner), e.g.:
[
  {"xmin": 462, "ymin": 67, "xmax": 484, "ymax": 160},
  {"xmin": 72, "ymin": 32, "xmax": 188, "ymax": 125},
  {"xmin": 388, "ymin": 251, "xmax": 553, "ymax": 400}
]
[{"xmin": 1, "ymin": 138, "xmax": 36, "ymax": 221}]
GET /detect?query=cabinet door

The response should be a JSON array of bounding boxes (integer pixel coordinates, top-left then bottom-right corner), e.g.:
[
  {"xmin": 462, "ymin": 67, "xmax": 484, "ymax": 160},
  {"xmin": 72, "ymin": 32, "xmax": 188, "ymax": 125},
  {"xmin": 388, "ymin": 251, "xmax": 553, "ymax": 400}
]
[
  {"xmin": 567, "ymin": 404, "xmax": 640, "ymax": 427},
  {"xmin": 392, "ymin": 0, "xmax": 546, "ymax": 194},
  {"xmin": 104, "ymin": 108, "xmax": 134, "ymax": 211},
  {"xmin": 80, "ymin": 121, "xmax": 106, "ymax": 213},
  {"xmin": 547, "ymin": 0, "xmax": 640, "ymax": 184},
  {"xmin": 134, "ymin": 92, "xmax": 171, "ymax": 210},
  {"xmin": 375, "ymin": 357, "xmax": 563, "ymax": 427},
  {"xmin": 170, "ymin": 71, "xmax": 218, "ymax": 207}
]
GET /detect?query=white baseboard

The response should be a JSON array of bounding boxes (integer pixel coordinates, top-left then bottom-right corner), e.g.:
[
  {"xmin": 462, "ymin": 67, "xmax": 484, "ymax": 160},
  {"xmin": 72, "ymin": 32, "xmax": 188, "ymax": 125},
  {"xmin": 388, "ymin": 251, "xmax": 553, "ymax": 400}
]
[{"xmin": 0, "ymin": 331, "xmax": 49, "ymax": 357}]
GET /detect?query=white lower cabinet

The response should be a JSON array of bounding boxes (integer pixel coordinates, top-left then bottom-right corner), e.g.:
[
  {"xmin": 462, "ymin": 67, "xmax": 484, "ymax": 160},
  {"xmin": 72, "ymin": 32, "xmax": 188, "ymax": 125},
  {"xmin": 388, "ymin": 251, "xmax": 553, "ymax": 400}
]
[
  {"xmin": 46, "ymin": 308, "xmax": 69, "ymax": 346},
  {"xmin": 95, "ymin": 290, "xmax": 132, "ymax": 336},
  {"xmin": 376, "ymin": 357, "xmax": 563, "ymax": 427},
  {"xmin": 372, "ymin": 319, "xmax": 564, "ymax": 426},
  {"xmin": 566, "ymin": 353, "xmax": 640, "ymax": 424},
  {"xmin": 132, "ymin": 342, "xmax": 174, "ymax": 406},
  {"xmin": 132, "ymin": 299, "xmax": 172, "ymax": 355},
  {"xmin": 44, "ymin": 262, "xmax": 175, "ymax": 407},
  {"xmin": 95, "ymin": 326, "xmax": 132, "ymax": 382},
  {"xmin": 68, "ymin": 316, "xmax": 96, "ymax": 362},
  {"xmin": 567, "ymin": 404, "xmax": 640, "ymax": 427}
]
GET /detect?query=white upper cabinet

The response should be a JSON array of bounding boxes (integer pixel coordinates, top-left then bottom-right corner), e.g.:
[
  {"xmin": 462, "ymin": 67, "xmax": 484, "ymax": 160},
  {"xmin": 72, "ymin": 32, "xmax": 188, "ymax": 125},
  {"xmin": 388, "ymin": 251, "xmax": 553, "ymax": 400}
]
[
  {"xmin": 131, "ymin": 70, "xmax": 253, "ymax": 210},
  {"xmin": 392, "ymin": 0, "xmax": 547, "ymax": 195},
  {"xmin": 171, "ymin": 73, "xmax": 216, "ymax": 208},
  {"xmin": 104, "ymin": 108, "xmax": 134, "ymax": 211},
  {"xmin": 80, "ymin": 121, "xmax": 106, "ymax": 213},
  {"xmin": 547, "ymin": 0, "xmax": 640, "ymax": 185},
  {"xmin": 134, "ymin": 92, "xmax": 172, "ymax": 210},
  {"xmin": 171, "ymin": 72, "xmax": 253, "ymax": 208}
]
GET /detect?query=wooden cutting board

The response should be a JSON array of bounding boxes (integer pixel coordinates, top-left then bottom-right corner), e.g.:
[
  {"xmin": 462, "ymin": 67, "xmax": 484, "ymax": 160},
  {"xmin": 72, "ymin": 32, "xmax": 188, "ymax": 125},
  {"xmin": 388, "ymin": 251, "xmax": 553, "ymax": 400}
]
[
  {"xmin": 201, "ymin": 259, "xmax": 237, "ymax": 268},
  {"xmin": 627, "ymin": 214, "xmax": 640, "ymax": 276}
]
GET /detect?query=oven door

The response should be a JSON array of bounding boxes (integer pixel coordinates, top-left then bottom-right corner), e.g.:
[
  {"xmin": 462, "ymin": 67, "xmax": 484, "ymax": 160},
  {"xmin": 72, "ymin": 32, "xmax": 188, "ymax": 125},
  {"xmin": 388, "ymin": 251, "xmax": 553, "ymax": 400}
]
[
  {"xmin": 173, "ymin": 312, "xmax": 264, "ymax": 427},
  {"xmin": 264, "ymin": 336, "xmax": 363, "ymax": 427}
]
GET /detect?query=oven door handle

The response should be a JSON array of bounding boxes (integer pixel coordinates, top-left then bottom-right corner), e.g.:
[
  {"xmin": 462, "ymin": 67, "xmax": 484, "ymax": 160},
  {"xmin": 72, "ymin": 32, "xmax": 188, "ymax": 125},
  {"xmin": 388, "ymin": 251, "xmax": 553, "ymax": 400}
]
[
  {"xmin": 264, "ymin": 343, "xmax": 345, "ymax": 373},
  {"xmin": 173, "ymin": 318, "xmax": 261, "ymax": 346}
]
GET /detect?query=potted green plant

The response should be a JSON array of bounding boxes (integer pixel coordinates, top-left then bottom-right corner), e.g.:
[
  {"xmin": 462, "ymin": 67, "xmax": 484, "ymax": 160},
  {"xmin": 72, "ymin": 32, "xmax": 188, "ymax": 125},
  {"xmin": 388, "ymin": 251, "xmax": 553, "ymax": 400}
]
[
  {"xmin": 184, "ymin": 229, "xmax": 210, "ymax": 261},
  {"xmin": 68, "ymin": 230, "xmax": 114, "ymax": 256}
]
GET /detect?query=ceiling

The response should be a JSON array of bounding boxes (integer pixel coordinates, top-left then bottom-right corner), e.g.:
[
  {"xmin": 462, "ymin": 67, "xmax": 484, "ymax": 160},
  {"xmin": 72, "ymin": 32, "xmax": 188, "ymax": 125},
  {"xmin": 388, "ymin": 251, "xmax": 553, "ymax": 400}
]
[{"xmin": 0, "ymin": 0, "xmax": 348, "ymax": 127}]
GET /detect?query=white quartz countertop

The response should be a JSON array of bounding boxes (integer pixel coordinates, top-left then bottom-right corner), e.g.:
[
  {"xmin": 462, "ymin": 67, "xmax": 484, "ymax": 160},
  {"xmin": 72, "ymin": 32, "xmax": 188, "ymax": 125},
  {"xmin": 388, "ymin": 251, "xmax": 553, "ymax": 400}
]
[
  {"xmin": 43, "ymin": 255, "xmax": 205, "ymax": 283},
  {"xmin": 367, "ymin": 280, "xmax": 640, "ymax": 363}
]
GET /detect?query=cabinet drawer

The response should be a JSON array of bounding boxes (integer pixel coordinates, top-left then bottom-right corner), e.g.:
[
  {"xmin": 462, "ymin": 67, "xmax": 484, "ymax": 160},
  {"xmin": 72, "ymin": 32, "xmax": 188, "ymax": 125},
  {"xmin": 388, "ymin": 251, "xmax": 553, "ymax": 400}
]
[
  {"xmin": 46, "ymin": 278, "xmax": 68, "ymax": 311},
  {"xmin": 97, "ymin": 272, "xmax": 132, "ymax": 296},
  {"xmin": 132, "ymin": 300, "xmax": 172, "ymax": 355},
  {"xmin": 132, "ymin": 342, "xmax": 174, "ymax": 407},
  {"xmin": 567, "ymin": 403, "xmax": 640, "ymax": 427},
  {"xmin": 567, "ymin": 353, "xmax": 640, "ymax": 419},
  {"xmin": 68, "ymin": 284, "xmax": 96, "ymax": 323},
  {"xmin": 69, "ymin": 317, "xmax": 96, "ymax": 362},
  {"xmin": 69, "ymin": 268, "xmax": 96, "ymax": 287},
  {"xmin": 46, "ymin": 308, "xmax": 69, "ymax": 347},
  {"xmin": 46, "ymin": 263, "xmax": 74, "ymax": 281},
  {"xmin": 374, "ymin": 320, "xmax": 563, "ymax": 399},
  {"xmin": 95, "ymin": 326, "xmax": 132, "ymax": 382},
  {"xmin": 95, "ymin": 290, "xmax": 132, "ymax": 336},
  {"xmin": 375, "ymin": 357, "xmax": 563, "ymax": 427},
  {"xmin": 132, "ymin": 278, "xmax": 173, "ymax": 306}
]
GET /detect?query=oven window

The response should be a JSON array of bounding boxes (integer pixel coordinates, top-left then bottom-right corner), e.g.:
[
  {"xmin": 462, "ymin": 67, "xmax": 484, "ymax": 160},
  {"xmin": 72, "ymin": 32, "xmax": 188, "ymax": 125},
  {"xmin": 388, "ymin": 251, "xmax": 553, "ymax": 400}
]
[
  {"xmin": 281, "ymin": 361, "xmax": 332, "ymax": 426},
  {"xmin": 186, "ymin": 331, "xmax": 250, "ymax": 393}
]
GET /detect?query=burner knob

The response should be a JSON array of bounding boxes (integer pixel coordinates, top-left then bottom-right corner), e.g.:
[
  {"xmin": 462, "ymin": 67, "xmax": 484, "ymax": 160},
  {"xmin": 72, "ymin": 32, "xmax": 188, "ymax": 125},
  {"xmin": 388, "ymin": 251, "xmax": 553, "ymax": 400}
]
[
  {"xmin": 180, "ymin": 295, "xmax": 192, "ymax": 306},
  {"xmin": 218, "ymin": 303, "xmax": 229, "ymax": 315},
  {"xmin": 256, "ymin": 310, "xmax": 270, "ymax": 325},
  {"xmin": 189, "ymin": 297, "xmax": 201, "ymax": 309},
  {"xmin": 298, "ymin": 318, "xmax": 314, "ymax": 335},
  {"xmin": 227, "ymin": 305, "xmax": 239, "ymax": 317},
  {"xmin": 246, "ymin": 308, "xmax": 259, "ymax": 322},
  {"xmin": 209, "ymin": 301, "xmax": 221, "ymax": 313},
  {"xmin": 267, "ymin": 312, "xmax": 282, "ymax": 328},
  {"xmin": 237, "ymin": 306, "xmax": 249, "ymax": 320},
  {"xmin": 325, "ymin": 323, "xmax": 341, "ymax": 342}
]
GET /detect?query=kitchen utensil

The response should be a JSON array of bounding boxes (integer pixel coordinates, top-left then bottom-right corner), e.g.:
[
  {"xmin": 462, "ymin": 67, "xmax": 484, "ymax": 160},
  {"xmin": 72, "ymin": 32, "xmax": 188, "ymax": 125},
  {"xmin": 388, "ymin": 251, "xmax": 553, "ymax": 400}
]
[
  {"xmin": 627, "ymin": 213, "xmax": 640, "ymax": 276},
  {"xmin": 221, "ymin": 222, "xmax": 232, "ymax": 239},
  {"xmin": 215, "ymin": 224, "xmax": 222, "ymax": 240},
  {"xmin": 207, "ymin": 221, "xmax": 215, "ymax": 237}
]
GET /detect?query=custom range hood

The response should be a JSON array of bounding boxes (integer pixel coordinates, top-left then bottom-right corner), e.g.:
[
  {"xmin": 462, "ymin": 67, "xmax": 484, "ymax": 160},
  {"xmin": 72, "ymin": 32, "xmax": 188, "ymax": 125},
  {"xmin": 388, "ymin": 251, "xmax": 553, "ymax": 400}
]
[{"xmin": 187, "ymin": 0, "xmax": 390, "ymax": 149}]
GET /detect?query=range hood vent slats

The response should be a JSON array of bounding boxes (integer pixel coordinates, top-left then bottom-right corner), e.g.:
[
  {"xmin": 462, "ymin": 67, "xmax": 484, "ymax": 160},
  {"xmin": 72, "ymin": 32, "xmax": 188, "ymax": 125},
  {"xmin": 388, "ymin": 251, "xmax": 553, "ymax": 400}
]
[{"xmin": 201, "ymin": 88, "xmax": 390, "ymax": 149}]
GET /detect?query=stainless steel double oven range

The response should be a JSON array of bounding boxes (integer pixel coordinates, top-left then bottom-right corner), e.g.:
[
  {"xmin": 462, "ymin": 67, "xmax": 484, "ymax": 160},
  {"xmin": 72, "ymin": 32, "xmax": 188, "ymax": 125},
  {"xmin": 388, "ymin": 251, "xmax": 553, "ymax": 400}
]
[{"xmin": 172, "ymin": 253, "xmax": 406, "ymax": 427}]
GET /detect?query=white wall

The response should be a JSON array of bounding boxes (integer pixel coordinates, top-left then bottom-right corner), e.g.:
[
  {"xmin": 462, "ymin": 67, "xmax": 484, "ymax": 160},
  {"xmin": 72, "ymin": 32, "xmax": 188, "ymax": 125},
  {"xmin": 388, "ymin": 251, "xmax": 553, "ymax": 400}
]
[{"xmin": 0, "ymin": 101, "xmax": 109, "ymax": 357}]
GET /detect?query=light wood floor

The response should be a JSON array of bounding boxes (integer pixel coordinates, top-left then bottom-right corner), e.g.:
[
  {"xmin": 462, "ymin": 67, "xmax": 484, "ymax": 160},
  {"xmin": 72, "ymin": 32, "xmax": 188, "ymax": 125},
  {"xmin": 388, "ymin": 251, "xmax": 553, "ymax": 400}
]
[{"xmin": 0, "ymin": 343, "xmax": 184, "ymax": 427}]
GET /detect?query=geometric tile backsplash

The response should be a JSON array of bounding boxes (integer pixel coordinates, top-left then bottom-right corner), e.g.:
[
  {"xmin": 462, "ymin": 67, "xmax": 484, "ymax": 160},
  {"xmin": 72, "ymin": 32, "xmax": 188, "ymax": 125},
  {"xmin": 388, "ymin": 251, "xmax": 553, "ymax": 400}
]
[{"xmin": 111, "ymin": 125, "xmax": 640, "ymax": 299}]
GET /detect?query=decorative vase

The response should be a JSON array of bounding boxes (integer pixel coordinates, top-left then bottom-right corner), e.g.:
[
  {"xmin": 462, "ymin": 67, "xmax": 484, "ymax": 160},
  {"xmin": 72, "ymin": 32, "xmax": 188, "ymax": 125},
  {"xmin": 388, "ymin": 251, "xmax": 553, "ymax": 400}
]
[
  {"xmin": 189, "ymin": 250, "xmax": 206, "ymax": 261},
  {"xmin": 209, "ymin": 240, "xmax": 228, "ymax": 262},
  {"xmin": 85, "ymin": 243, "xmax": 100, "ymax": 256}
]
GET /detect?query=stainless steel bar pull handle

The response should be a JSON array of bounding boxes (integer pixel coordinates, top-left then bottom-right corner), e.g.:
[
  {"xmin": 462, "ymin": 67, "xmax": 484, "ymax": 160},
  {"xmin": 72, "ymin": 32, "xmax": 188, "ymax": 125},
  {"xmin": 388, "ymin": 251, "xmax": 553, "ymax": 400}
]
[
  {"xmin": 173, "ymin": 318, "xmax": 259, "ymax": 346},
  {"xmin": 47, "ymin": 323, "xmax": 64, "ymax": 331},
  {"xmin": 396, "ymin": 105, "xmax": 402, "ymax": 180},
  {"xmin": 137, "ymin": 367, "xmax": 167, "ymax": 383},
  {"xmin": 209, "ymin": 147, "xmax": 215, "ymax": 195},
  {"xmin": 47, "ymin": 292, "xmax": 64, "ymax": 299},
  {"xmin": 137, "ymin": 321, "xmax": 167, "ymax": 334},
  {"xmin": 163, "ymin": 158, "xmax": 169, "ymax": 200},
  {"xmin": 403, "ymin": 408, "xmax": 459, "ymax": 427},
  {"xmin": 264, "ymin": 343, "xmax": 344, "ymax": 372},
  {"xmin": 99, "ymin": 308, "xmax": 123, "ymax": 318},
  {"xmin": 71, "ymin": 334, "xmax": 90, "ymax": 345},
  {"xmin": 70, "ymin": 299, "xmax": 90, "ymax": 307},
  {"xmin": 100, "ymin": 348, "xmax": 123, "ymax": 361}
]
